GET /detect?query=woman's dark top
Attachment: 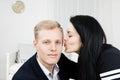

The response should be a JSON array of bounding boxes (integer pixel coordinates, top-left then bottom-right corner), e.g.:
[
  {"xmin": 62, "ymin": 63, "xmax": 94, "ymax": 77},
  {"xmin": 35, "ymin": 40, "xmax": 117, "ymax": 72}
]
[{"xmin": 58, "ymin": 44, "xmax": 120, "ymax": 80}]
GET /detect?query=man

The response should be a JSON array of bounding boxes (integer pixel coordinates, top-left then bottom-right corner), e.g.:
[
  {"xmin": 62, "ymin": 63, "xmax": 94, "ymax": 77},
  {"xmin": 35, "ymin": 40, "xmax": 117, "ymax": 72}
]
[{"xmin": 12, "ymin": 20, "xmax": 69, "ymax": 80}]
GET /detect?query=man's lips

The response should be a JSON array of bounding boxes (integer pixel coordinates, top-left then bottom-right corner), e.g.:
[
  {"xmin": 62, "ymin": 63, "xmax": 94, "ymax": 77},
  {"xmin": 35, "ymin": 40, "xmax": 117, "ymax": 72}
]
[{"xmin": 48, "ymin": 54, "xmax": 58, "ymax": 57}]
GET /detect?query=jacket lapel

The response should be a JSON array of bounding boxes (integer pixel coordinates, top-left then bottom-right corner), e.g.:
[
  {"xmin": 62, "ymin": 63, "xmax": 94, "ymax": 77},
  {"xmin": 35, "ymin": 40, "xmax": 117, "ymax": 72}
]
[{"xmin": 30, "ymin": 53, "xmax": 49, "ymax": 80}]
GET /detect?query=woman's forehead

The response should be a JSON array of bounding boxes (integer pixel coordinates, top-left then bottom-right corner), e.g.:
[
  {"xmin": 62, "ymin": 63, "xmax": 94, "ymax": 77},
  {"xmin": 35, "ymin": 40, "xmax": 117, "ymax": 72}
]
[{"xmin": 67, "ymin": 23, "xmax": 76, "ymax": 33}]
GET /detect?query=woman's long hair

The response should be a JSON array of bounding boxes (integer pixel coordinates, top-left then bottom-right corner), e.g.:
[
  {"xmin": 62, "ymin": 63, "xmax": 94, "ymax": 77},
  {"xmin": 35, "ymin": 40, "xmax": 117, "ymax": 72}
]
[{"xmin": 70, "ymin": 15, "xmax": 107, "ymax": 80}]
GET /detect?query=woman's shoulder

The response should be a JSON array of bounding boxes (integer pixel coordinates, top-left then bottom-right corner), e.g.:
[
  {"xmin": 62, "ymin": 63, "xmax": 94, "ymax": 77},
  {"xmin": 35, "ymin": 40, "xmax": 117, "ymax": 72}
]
[
  {"xmin": 101, "ymin": 44, "xmax": 120, "ymax": 56},
  {"xmin": 97, "ymin": 44, "xmax": 120, "ymax": 79},
  {"xmin": 99, "ymin": 44, "xmax": 120, "ymax": 64},
  {"xmin": 98, "ymin": 45, "xmax": 120, "ymax": 73}
]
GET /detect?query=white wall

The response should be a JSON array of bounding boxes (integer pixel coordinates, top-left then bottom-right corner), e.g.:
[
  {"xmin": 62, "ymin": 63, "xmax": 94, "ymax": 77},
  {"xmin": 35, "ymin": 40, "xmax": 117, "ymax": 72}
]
[
  {"xmin": 0, "ymin": 0, "xmax": 120, "ymax": 80},
  {"xmin": 112, "ymin": 0, "xmax": 120, "ymax": 49},
  {"xmin": 0, "ymin": 0, "xmax": 56, "ymax": 79},
  {"xmin": 93, "ymin": 0, "xmax": 120, "ymax": 49}
]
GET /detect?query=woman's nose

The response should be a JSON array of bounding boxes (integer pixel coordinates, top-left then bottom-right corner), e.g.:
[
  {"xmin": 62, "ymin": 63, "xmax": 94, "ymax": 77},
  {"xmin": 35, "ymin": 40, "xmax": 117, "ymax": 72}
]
[
  {"xmin": 64, "ymin": 35, "xmax": 67, "ymax": 41},
  {"xmin": 64, "ymin": 36, "xmax": 67, "ymax": 44}
]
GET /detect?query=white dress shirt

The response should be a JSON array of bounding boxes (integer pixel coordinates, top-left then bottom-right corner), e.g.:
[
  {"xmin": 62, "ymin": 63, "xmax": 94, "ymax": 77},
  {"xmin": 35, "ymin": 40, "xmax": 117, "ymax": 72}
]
[{"xmin": 37, "ymin": 57, "xmax": 60, "ymax": 80}]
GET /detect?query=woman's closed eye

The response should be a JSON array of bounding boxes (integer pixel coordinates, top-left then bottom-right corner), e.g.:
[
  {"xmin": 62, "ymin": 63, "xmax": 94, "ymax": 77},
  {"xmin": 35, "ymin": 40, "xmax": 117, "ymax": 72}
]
[{"xmin": 68, "ymin": 35, "xmax": 72, "ymax": 38}]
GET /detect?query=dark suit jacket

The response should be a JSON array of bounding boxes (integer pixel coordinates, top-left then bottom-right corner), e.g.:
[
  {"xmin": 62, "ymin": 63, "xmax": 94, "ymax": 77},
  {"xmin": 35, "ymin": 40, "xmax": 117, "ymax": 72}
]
[
  {"xmin": 58, "ymin": 53, "xmax": 78, "ymax": 80},
  {"xmin": 12, "ymin": 53, "xmax": 69, "ymax": 80}
]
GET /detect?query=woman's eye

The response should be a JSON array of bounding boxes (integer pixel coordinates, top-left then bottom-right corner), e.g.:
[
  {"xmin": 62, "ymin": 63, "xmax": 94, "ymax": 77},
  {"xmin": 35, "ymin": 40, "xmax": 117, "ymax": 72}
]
[{"xmin": 68, "ymin": 35, "xmax": 72, "ymax": 38}]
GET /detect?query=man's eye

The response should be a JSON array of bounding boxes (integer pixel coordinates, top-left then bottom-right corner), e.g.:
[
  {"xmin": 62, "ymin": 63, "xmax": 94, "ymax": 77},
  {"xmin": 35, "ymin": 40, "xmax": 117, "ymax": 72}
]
[
  {"xmin": 56, "ymin": 41, "xmax": 62, "ymax": 44},
  {"xmin": 43, "ymin": 41, "xmax": 49, "ymax": 44}
]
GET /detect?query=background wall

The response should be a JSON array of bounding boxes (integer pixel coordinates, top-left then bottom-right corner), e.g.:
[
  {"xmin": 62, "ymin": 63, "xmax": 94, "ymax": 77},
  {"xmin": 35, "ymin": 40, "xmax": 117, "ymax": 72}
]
[{"xmin": 0, "ymin": 0, "xmax": 120, "ymax": 80}]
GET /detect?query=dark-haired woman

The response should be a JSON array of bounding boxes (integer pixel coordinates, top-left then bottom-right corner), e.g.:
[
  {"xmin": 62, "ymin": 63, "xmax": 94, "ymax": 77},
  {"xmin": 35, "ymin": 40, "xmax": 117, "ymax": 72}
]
[{"xmin": 58, "ymin": 15, "xmax": 120, "ymax": 80}]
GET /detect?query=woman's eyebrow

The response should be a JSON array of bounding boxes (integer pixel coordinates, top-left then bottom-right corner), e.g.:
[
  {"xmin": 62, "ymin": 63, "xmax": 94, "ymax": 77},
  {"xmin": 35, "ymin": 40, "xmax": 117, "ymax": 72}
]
[{"xmin": 67, "ymin": 31, "xmax": 71, "ymax": 33}]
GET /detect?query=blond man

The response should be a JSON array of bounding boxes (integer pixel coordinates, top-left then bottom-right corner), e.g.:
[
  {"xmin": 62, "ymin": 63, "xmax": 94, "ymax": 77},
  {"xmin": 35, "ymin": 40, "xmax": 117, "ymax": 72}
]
[{"xmin": 12, "ymin": 20, "xmax": 69, "ymax": 80}]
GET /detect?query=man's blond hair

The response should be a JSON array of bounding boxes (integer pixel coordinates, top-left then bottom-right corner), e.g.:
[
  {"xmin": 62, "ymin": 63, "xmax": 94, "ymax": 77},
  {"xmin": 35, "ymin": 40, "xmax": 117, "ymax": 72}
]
[{"xmin": 34, "ymin": 20, "xmax": 63, "ymax": 39}]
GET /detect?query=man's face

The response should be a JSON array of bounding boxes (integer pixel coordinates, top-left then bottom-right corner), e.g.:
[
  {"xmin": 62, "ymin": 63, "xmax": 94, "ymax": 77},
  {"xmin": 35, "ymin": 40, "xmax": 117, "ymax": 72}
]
[{"xmin": 33, "ymin": 28, "xmax": 63, "ymax": 67}]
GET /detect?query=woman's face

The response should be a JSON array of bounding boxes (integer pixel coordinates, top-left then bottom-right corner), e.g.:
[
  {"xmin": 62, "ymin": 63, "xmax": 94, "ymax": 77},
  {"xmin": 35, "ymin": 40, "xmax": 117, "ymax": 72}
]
[{"xmin": 64, "ymin": 22, "xmax": 82, "ymax": 53}]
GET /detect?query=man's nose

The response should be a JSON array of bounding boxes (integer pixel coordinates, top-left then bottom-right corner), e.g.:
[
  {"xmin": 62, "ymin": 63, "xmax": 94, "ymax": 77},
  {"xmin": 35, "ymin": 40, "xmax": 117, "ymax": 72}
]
[{"xmin": 51, "ymin": 43, "xmax": 56, "ymax": 51}]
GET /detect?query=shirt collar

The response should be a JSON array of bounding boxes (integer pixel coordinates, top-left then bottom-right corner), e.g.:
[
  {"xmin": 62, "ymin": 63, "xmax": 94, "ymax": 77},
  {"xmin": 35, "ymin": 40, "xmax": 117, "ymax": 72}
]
[{"xmin": 36, "ymin": 56, "xmax": 59, "ymax": 77}]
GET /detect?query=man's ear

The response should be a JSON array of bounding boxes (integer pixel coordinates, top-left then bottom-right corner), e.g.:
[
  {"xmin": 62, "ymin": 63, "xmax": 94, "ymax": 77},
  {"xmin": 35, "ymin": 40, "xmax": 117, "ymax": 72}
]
[{"xmin": 33, "ymin": 40, "xmax": 37, "ymax": 48}]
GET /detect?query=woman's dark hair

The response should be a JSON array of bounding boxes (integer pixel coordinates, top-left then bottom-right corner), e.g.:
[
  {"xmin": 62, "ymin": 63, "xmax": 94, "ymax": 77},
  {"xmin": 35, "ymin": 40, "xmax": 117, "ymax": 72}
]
[{"xmin": 70, "ymin": 15, "xmax": 107, "ymax": 80}]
